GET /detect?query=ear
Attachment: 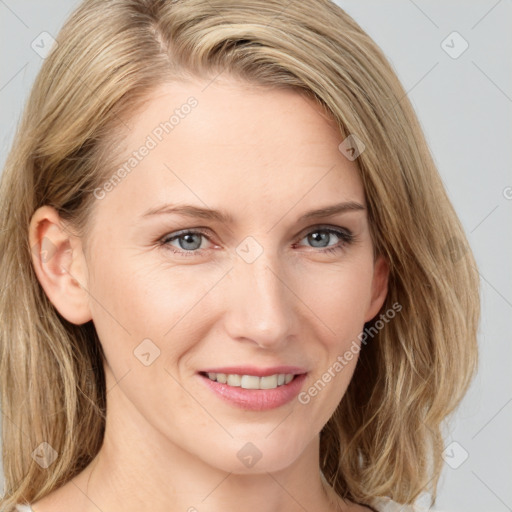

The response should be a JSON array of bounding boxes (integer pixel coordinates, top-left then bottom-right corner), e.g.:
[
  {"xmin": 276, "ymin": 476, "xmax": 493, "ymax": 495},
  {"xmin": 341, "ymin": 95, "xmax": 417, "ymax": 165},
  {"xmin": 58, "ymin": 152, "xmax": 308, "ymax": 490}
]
[
  {"xmin": 28, "ymin": 205, "xmax": 92, "ymax": 325},
  {"xmin": 364, "ymin": 254, "xmax": 390, "ymax": 322}
]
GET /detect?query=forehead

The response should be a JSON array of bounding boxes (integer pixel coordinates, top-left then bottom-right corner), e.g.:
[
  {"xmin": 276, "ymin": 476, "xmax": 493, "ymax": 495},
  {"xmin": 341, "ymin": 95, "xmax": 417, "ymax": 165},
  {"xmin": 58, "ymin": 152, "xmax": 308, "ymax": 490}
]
[{"xmin": 95, "ymin": 78, "xmax": 365, "ymax": 225}]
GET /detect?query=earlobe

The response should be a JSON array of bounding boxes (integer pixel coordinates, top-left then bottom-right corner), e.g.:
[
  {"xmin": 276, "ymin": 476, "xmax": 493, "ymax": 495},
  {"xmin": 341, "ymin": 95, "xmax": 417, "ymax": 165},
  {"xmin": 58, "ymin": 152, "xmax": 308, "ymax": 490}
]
[
  {"xmin": 364, "ymin": 254, "xmax": 390, "ymax": 323},
  {"xmin": 29, "ymin": 205, "xmax": 92, "ymax": 325}
]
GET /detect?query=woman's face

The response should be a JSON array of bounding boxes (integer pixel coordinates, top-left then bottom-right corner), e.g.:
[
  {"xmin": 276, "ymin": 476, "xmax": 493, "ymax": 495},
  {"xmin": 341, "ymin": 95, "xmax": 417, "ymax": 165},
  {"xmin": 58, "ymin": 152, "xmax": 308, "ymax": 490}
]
[{"xmin": 70, "ymin": 78, "xmax": 388, "ymax": 473}]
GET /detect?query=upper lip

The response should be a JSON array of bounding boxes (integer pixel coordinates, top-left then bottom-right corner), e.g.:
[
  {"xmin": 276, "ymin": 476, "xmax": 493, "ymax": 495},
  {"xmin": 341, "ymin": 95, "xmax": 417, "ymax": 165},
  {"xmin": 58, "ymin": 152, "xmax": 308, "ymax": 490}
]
[{"xmin": 199, "ymin": 366, "xmax": 308, "ymax": 377}]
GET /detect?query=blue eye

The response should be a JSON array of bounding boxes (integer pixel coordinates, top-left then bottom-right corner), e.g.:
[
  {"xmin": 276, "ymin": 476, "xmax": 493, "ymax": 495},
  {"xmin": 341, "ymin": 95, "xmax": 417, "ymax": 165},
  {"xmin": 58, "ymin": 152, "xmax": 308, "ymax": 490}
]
[
  {"xmin": 160, "ymin": 229, "xmax": 211, "ymax": 257},
  {"xmin": 159, "ymin": 226, "xmax": 354, "ymax": 257},
  {"xmin": 297, "ymin": 227, "xmax": 354, "ymax": 254}
]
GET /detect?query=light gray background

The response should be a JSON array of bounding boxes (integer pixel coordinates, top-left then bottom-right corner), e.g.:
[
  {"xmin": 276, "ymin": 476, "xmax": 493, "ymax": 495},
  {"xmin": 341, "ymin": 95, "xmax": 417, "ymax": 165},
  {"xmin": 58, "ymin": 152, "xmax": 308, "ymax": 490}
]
[{"xmin": 1, "ymin": 1, "xmax": 511, "ymax": 511}]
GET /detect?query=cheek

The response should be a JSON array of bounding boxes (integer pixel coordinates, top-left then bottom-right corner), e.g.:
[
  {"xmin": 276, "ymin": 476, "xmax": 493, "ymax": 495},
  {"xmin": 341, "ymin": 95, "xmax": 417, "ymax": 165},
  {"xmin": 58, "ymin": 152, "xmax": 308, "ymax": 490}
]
[
  {"xmin": 85, "ymin": 253, "xmax": 217, "ymax": 420},
  {"xmin": 297, "ymin": 257, "xmax": 375, "ymax": 341},
  {"xmin": 294, "ymin": 257, "xmax": 374, "ymax": 412},
  {"xmin": 86, "ymin": 249, "xmax": 224, "ymax": 369}
]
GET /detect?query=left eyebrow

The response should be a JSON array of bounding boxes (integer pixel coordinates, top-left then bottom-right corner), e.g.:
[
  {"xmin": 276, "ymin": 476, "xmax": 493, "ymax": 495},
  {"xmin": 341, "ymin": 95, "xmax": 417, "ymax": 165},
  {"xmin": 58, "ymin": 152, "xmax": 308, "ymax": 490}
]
[
  {"xmin": 140, "ymin": 200, "xmax": 365, "ymax": 223},
  {"xmin": 297, "ymin": 201, "xmax": 365, "ymax": 222}
]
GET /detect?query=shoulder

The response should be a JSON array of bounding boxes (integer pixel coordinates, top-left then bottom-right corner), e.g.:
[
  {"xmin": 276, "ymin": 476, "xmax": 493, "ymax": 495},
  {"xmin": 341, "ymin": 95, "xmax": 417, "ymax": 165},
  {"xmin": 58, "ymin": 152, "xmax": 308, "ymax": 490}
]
[
  {"xmin": 369, "ymin": 496, "xmax": 438, "ymax": 512},
  {"xmin": 15, "ymin": 505, "xmax": 34, "ymax": 512}
]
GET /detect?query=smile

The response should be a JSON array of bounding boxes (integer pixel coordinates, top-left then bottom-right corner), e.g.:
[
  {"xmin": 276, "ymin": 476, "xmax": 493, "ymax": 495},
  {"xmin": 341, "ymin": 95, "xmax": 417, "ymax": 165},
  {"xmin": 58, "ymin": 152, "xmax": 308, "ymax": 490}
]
[
  {"xmin": 202, "ymin": 372, "xmax": 296, "ymax": 390},
  {"xmin": 197, "ymin": 368, "xmax": 308, "ymax": 411}
]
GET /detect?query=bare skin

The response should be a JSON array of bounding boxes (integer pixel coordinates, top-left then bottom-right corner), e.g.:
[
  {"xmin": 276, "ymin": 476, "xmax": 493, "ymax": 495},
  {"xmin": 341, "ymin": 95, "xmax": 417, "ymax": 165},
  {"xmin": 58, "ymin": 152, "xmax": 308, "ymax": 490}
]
[{"xmin": 29, "ymin": 77, "xmax": 388, "ymax": 512}]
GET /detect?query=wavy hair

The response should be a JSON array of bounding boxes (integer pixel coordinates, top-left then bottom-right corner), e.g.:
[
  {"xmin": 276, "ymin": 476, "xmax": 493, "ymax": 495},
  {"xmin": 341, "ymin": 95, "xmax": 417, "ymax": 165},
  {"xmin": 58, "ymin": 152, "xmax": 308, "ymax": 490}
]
[{"xmin": 0, "ymin": 0, "xmax": 480, "ymax": 509}]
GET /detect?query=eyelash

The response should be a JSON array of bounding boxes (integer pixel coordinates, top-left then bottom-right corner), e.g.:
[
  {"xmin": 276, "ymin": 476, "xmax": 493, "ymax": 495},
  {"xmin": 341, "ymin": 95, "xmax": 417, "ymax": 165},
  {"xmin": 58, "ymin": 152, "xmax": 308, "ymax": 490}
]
[{"xmin": 158, "ymin": 225, "xmax": 355, "ymax": 258}]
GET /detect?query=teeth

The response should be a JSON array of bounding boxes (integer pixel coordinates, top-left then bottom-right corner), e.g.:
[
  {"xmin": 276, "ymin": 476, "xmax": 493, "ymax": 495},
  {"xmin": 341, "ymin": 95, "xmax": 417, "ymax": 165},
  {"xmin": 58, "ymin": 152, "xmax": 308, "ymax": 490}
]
[
  {"xmin": 260, "ymin": 375, "xmax": 278, "ymax": 389},
  {"xmin": 205, "ymin": 372, "xmax": 296, "ymax": 389},
  {"xmin": 241, "ymin": 375, "xmax": 260, "ymax": 389},
  {"xmin": 227, "ymin": 374, "xmax": 241, "ymax": 387}
]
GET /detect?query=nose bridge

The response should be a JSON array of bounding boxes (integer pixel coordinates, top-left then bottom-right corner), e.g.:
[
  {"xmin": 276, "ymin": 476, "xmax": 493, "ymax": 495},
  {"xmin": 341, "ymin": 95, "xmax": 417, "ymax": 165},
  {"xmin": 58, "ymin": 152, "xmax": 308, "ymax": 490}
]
[{"xmin": 225, "ymin": 243, "xmax": 295, "ymax": 347}]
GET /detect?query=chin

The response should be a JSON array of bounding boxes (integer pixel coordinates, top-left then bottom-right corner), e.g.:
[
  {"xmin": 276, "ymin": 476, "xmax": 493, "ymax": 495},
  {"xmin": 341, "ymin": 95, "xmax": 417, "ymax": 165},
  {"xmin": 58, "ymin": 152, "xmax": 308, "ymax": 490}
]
[{"xmin": 198, "ymin": 431, "xmax": 310, "ymax": 475}]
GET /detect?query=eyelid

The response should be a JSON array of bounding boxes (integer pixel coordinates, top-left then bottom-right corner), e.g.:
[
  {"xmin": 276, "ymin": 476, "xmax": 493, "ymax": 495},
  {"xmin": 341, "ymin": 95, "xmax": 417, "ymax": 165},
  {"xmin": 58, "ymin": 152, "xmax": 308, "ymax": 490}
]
[{"xmin": 296, "ymin": 223, "xmax": 351, "ymax": 238}]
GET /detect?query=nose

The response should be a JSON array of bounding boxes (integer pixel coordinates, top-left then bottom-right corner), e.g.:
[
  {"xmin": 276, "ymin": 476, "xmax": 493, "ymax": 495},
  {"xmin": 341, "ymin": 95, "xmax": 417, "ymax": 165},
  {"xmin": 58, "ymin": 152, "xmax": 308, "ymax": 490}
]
[{"xmin": 222, "ymin": 250, "xmax": 297, "ymax": 350}]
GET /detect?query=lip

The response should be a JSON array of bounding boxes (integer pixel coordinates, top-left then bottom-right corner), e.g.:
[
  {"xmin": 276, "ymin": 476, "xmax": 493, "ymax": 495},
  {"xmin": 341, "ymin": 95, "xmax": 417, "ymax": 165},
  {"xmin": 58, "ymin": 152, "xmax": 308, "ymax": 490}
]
[
  {"xmin": 199, "ymin": 365, "xmax": 307, "ymax": 377},
  {"xmin": 197, "ymin": 369, "xmax": 308, "ymax": 411}
]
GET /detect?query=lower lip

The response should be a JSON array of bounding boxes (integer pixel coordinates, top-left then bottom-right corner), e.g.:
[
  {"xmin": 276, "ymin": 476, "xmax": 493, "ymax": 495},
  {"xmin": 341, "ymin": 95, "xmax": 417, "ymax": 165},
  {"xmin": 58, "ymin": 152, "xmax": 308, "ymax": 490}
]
[{"xmin": 198, "ymin": 373, "xmax": 307, "ymax": 411}]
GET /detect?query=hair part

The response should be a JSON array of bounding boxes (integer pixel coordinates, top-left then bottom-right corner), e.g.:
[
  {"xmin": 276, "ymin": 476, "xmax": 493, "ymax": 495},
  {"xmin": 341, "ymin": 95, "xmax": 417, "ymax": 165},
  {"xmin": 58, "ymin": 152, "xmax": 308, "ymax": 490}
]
[{"xmin": 0, "ymin": 0, "xmax": 479, "ymax": 509}]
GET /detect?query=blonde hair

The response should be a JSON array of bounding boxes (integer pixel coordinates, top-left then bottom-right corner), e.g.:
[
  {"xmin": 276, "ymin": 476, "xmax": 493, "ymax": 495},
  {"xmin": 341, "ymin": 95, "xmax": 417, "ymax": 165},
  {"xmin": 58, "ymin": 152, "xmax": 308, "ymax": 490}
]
[{"xmin": 0, "ymin": 0, "xmax": 480, "ymax": 509}]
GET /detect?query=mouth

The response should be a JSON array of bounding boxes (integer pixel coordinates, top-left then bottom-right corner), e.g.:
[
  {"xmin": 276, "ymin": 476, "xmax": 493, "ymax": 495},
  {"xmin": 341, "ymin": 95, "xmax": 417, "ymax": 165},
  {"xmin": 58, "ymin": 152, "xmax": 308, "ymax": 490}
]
[
  {"xmin": 197, "ymin": 367, "xmax": 308, "ymax": 411},
  {"xmin": 199, "ymin": 371, "xmax": 299, "ymax": 390}
]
